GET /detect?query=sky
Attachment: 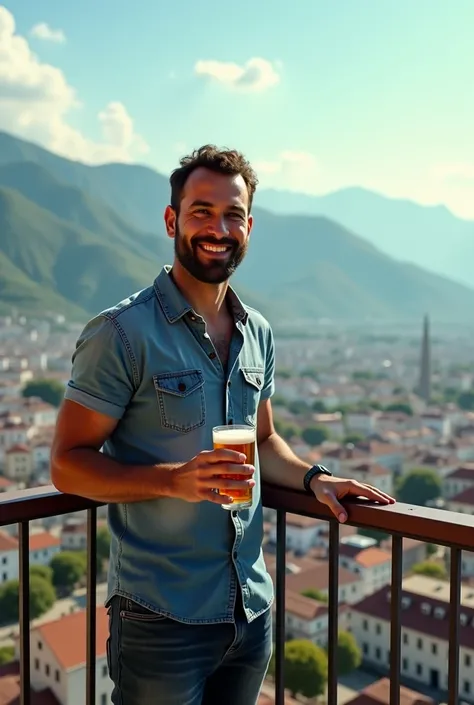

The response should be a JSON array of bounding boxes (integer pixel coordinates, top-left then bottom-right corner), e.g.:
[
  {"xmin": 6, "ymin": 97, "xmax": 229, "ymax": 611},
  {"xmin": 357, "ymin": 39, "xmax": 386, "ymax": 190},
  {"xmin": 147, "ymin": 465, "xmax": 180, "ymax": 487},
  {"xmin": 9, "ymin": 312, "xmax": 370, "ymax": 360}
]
[{"xmin": 1, "ymin": 0, "xmax": 473, "ymax": 218}]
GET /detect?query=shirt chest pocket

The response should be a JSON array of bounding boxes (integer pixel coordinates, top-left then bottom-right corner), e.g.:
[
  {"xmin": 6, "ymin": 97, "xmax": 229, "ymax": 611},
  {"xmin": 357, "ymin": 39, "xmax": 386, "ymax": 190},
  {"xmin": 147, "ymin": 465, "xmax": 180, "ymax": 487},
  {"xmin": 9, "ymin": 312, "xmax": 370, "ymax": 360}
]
[
  {"xmin": 241, "ymin": 367, "xmax": 264, "ymax": 426},
  {"xmin": 153, "ymin": 370, "xmax": 206, "ymax": 434}
]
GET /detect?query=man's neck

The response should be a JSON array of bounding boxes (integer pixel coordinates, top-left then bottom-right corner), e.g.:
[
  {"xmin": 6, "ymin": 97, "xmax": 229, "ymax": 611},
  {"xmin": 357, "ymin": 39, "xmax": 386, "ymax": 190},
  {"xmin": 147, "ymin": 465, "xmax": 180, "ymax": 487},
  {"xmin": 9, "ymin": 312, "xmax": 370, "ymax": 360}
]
[{"xmin": 170, "ymin": 261, "xmax": 230, "ymax": 326}]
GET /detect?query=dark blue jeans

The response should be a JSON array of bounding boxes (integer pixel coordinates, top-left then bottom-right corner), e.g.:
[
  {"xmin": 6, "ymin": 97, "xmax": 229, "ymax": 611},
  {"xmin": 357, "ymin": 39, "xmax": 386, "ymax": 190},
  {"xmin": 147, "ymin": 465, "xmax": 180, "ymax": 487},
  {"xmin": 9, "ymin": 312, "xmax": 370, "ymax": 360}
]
[{"xmin": 107, "ymin": 595, "xmax": 273, "ymax": 705}]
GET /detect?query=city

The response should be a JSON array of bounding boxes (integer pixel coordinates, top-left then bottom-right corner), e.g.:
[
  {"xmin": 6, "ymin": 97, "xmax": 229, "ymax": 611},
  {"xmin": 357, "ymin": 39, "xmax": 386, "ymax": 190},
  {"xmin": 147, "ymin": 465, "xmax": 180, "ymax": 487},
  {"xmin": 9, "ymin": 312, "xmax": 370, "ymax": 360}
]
[{"xmin": 2, "ymin": 311, "xmax": 474, "ymax": 704}]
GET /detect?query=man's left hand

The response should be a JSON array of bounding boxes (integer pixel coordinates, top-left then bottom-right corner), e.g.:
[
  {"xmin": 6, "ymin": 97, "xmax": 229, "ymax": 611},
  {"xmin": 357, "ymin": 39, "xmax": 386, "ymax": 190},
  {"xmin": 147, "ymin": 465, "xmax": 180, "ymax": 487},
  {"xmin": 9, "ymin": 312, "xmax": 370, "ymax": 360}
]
[{"xmin": 310, "ymin": 475, "xmax": 396, "ymax": 523}]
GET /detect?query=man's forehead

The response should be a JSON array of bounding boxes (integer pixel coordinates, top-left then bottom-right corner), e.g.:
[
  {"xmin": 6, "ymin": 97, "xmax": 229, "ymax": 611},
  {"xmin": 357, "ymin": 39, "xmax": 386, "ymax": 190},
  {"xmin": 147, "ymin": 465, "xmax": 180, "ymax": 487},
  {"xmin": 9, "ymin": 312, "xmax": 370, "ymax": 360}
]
[{"xmin": 182, "ymin": 168, "xmax": 248, "ymax": 206}]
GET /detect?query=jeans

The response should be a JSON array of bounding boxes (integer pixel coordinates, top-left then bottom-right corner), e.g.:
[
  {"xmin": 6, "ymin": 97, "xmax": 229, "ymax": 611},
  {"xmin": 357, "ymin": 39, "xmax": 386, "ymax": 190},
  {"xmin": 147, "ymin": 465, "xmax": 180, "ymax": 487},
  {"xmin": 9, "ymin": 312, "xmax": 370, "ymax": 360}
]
[{"xmin": 107, "ymin": 595, "xmax": 273, "ymax": 705}]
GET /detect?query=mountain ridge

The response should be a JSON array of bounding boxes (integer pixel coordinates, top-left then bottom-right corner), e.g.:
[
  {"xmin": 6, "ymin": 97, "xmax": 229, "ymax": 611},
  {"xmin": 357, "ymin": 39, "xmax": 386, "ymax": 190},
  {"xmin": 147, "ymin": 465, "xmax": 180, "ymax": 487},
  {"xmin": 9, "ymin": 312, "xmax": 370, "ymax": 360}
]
[{"xmin": 1, "ymin": 130, "xmax": 474, "ymax": 324}]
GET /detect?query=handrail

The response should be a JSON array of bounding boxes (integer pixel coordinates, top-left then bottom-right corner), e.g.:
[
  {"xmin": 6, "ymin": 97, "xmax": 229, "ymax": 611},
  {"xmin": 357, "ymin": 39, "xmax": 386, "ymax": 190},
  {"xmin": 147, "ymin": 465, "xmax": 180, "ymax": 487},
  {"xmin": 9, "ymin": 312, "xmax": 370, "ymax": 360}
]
[{"xmin": 2, "ymin": 483, "xmax": 474, "ymax": 551}]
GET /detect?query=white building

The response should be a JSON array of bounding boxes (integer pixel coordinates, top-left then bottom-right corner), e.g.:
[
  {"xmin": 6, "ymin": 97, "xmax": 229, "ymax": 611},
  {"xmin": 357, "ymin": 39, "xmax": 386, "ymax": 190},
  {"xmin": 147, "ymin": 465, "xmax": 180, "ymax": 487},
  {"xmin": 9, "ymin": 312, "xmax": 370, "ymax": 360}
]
[
  {"xmin": 0, "ymin": 530, "xmax": 61, "ymax": 584},
  {"xmin": 350, "ymin": 575, "xmax": 474, "ymax": 699},
  {"xmin": 338, "ymin": 537, "xmax": 392, "ymax": 595},
  {"xmin": 24, "ymin": 608, "xmax": 112, "ymax": 705}
]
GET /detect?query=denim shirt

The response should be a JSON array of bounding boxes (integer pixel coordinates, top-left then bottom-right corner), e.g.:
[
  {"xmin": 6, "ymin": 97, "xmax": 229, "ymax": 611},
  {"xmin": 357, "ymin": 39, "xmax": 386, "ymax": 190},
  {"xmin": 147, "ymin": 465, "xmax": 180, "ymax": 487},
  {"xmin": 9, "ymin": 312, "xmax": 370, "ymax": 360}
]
[{"xmin": 65, "ymin": 265, "xmax": 275, "ymax": 624}]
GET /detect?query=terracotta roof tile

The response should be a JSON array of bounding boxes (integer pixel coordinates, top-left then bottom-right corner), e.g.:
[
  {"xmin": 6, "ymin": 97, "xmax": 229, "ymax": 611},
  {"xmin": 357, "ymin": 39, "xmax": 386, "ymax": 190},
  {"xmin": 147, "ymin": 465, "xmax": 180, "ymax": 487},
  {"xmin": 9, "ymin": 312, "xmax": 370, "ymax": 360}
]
[
  {"xmin": 0, "ymin": 531, "xmax": 18, "ymax": 552},
  {"xmin": 34, "ymin": 608, "xmax": 108, "ymax": 671},
  {"xmin": 29, "ymin": 533, "xmax": 60, "ymax": 552},
  {"xmin": 0, "ymin": 662, "xmax": 60, "ymax": 705},
  {"xmin": 345, "ymin": 677, "xmax": 434, "ymax": 705}
]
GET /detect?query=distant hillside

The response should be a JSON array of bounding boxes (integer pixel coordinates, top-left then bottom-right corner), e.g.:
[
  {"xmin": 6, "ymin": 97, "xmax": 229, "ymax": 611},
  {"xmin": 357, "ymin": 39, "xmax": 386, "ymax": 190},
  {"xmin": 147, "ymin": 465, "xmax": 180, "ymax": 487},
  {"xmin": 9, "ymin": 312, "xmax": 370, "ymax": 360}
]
[
  {"xmin": 255, "ymin": 186, "xmax": 474, "ymax": 288},
  {"xmin": 1, "ymin": 130, "xmax": 474, "ymax": 324}
]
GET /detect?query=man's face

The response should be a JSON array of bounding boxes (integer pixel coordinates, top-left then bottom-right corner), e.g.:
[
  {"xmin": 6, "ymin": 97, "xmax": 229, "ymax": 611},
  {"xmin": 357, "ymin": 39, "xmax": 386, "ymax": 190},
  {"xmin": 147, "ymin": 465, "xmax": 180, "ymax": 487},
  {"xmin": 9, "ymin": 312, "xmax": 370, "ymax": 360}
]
[{"xmin": 165, "ymin": 167, "xmax": 253, "ymax": 284}]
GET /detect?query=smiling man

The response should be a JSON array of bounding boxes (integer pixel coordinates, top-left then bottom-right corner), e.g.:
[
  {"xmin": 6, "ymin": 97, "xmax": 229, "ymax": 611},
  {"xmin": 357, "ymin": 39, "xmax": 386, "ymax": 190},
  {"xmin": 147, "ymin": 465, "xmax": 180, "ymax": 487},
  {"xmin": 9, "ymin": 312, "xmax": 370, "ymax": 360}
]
[{"xmin": 51, "ymin": 145, "xmax": 395, "ymax": 705}]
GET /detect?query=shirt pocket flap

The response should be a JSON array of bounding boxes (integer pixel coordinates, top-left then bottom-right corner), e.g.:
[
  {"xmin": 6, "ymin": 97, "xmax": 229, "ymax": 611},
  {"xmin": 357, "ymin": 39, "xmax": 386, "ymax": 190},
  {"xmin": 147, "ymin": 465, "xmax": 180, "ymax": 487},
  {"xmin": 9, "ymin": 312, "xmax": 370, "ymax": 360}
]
[
  {"xmin": 241, "ymin": 368, "xmax": 264, "ymax": 391},
  {"xmin": 153, "ymin": 370, "xmax": 204, "ymax": 398}
]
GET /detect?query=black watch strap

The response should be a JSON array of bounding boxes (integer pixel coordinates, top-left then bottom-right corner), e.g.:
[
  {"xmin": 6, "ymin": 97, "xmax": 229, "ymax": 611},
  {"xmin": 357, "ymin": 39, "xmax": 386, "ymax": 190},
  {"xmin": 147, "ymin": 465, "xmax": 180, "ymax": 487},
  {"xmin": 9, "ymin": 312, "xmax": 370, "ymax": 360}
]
[{"xmin": 303, "ymin": 464, "xmax": 333, "ymax": 494}]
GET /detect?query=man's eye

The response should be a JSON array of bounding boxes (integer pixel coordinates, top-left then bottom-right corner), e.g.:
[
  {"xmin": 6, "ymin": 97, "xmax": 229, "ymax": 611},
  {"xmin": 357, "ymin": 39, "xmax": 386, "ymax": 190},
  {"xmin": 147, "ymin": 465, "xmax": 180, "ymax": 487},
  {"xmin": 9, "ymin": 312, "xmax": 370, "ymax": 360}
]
[{"xmin": 195, "ymin": 208, "xmax": 209, "ymax": 215}]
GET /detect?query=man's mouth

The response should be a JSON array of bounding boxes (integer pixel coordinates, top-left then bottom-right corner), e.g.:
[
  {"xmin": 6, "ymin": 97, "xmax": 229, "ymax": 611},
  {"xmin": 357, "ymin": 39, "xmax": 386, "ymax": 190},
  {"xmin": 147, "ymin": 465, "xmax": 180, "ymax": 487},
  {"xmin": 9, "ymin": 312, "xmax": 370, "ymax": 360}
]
[{"xmin": 197, "ymin": 243, "xmax": 233, "ymax": 256}]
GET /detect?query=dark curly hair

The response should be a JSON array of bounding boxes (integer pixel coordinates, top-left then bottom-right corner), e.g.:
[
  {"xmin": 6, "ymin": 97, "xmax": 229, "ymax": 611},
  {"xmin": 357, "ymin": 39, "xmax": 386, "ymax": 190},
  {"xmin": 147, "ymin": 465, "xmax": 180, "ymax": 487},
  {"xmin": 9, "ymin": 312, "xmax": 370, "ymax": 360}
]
[{"xmin": 169, "ymin": 144, "xmax": 259, "ymax": 214}]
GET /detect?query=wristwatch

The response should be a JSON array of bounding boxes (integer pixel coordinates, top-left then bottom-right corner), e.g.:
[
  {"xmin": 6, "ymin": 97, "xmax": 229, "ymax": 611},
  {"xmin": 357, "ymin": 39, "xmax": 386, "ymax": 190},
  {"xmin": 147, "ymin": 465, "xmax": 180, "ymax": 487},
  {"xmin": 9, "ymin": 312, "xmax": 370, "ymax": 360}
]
[{"xmin": 303, "ymin": 464, "xmax": 333, "ymax": 494}]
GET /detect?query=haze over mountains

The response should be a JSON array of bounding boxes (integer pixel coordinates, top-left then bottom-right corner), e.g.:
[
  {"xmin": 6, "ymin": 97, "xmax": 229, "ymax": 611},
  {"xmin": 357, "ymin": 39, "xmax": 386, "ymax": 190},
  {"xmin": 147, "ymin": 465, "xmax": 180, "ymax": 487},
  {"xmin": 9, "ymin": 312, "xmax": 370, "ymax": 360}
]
[{"xmin": 0, "ymin": 130, "xmax": 473, "ymax": 325}]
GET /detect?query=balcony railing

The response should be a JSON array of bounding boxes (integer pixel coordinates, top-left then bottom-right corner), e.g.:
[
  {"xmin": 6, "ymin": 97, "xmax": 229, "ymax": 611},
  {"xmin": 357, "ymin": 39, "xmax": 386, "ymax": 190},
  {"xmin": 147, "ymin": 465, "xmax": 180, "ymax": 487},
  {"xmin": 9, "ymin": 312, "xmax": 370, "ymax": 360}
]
[{"xmin": 2, "ymin": 485, "xmax": 474, "ymax": 705}]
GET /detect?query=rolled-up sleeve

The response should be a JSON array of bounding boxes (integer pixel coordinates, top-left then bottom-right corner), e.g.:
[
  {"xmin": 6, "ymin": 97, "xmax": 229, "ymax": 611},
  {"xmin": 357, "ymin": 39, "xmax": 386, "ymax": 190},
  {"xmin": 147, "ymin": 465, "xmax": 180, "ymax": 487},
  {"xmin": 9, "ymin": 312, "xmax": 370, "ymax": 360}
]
[
  {"xmin": 261, "ymin": 325, "xmax": 276, "ymax": 401},
  {"xmin": 65, "ymin": 315, "xmax": 134, "ymax": 419}
]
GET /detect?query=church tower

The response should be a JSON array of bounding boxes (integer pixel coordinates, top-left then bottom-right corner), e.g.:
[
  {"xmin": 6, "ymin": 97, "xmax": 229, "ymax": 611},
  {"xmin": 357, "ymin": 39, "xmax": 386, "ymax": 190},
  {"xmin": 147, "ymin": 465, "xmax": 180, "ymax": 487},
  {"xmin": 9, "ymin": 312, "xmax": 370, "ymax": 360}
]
[{"xmin": 418, "ymin": 314, "xmax": 431, "ymax": 403}]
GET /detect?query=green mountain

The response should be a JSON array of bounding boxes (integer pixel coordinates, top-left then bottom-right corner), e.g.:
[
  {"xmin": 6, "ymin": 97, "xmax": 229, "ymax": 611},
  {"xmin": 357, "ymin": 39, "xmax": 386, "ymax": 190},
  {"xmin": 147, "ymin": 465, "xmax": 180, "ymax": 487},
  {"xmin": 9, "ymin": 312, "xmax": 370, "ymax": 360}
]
[{"xmin": 1, "ymin": 129, "xmax": 474, "ymax": 324}]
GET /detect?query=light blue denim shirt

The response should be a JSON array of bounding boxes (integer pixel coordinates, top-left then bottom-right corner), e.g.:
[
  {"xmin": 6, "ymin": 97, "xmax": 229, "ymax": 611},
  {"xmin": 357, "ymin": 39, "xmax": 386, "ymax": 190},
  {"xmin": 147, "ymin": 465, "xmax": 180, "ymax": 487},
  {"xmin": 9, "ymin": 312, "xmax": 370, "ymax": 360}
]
[{"xmin": 65, "ymin": 265, "xmax": 275, "ymax": 624}]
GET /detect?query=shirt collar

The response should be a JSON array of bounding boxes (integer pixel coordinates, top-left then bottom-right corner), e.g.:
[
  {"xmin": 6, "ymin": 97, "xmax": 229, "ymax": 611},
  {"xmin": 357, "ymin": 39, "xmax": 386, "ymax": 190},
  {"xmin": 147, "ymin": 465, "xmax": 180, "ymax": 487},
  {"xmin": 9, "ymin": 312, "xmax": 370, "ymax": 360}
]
[{"xmin": 154, "ymin": 265, "xmax": 248, "ymax": 325}]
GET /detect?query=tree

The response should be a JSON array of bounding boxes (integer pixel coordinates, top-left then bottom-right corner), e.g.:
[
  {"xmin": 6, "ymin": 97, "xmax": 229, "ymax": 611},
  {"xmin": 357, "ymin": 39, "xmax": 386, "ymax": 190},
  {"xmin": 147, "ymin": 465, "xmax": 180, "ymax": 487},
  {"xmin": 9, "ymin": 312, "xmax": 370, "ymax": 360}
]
[
  {"xmin": 301, "ymin": 588, "xmax": 328, "ymax": 603},
  {"xmin": 0, "ymin": 576, "xmax": 56, "ymax": 623},
  {"xmin": 273, "ymin": 418, "xmax": 301, "ymax": 442},
  {"xmin": 385, "ymin": 402, "xmax": 413, "ymax": 416},
  {"xmin": 284, "ymin": 639, "xmax": 328, "ymax": 699},
  {"xmin": 312, "ymin": 400, "xmax": 327, "ymax": 412},
  {"xmin": 22, "ymin": 379, "xmax": 65, "ymax": 407},
  {"xmin": 301, "ymin": 425, "xmax": 329, "ymax": 447},
  {"xmin": 96, "ymin": 526, "xmax": 111, "ymax": 574},
  {"xmin": 50, "ymin": 551, "xmax": 87, "ymax": 593},
  {"xmin": 412, "ymin": 560, "xmax": 447, "ymax": 579},
  {"xmin": 0, "ymin": 646, "xmax": 14, "ymax": 665},
  {"xmin": 426, "ymin": 543, "xmax": 437, "ymax": 557},
  {"xmin": 343, "ymin": 433, "xmax": 364, "ymax": 445},
  {"xmin": 396, "ymin": 469, "xmax": 441, "ymax": 506},
  {"xmin": 458, "ymin": 391, "xmax": 474, "ymax": 411},
  {"xmin": 336, "ymin": 630, "xmax": 362, "ymax": 675},
  {"xmin": 30, "ymin": 564, "xmax": 53, "ymax": 583}
]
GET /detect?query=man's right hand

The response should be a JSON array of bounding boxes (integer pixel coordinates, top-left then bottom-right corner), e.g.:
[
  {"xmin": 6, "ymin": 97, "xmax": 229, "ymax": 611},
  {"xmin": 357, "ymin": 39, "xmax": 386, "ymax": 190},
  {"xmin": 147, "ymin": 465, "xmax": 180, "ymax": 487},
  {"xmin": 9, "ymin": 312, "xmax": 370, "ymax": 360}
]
[{"xmin": 167, "ymin": 448, "xmax": 255, "ymax": 505}]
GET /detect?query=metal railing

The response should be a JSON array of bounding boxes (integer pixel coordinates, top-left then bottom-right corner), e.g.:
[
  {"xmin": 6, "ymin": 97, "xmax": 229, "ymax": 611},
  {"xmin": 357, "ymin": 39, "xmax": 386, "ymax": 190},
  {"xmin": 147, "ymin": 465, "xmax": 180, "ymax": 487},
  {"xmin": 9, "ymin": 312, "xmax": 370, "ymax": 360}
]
[{"xmin": 2, "ymin": 484, "xmax": 474, "ymax": 705}]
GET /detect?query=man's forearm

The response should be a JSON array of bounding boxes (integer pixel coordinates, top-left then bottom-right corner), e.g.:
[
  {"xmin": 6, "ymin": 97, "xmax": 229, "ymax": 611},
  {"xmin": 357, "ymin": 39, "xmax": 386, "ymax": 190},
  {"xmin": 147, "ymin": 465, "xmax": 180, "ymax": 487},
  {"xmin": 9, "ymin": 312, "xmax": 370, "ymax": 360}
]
[
  {"xmin": 258, "ymin": 432, "xmax": 311, "ymax": 491},
  {"xmin": 52, "ymin": 448, "xmax": 180, "ymax": 504}
]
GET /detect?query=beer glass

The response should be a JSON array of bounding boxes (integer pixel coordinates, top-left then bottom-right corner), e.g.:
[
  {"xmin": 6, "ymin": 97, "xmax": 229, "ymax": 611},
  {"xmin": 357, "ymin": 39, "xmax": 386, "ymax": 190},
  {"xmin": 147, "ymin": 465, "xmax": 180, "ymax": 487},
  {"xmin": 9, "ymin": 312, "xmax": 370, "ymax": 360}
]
[{"xmin": 212, "ymin": 424, "xmax": 256, "ymax": 511}]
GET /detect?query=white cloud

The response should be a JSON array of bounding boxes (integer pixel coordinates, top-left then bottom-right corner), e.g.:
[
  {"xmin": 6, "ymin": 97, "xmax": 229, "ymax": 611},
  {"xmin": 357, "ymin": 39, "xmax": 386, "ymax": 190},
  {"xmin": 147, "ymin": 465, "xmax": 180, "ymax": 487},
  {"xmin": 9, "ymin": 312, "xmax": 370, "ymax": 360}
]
[
  {"xmin": 194, "ymin": 57, "xmax": 280, "ymax": 93},
  {"xmin": 254, "ymin": 151, "xmax": 320, "ymax": 192},
  {"xmin": 30, "ymin": 22, "xmax": 66, "ymax": 43},
  {"xmin": 0, "ymin": 5, "xmax": 149, "ymax": 164}
]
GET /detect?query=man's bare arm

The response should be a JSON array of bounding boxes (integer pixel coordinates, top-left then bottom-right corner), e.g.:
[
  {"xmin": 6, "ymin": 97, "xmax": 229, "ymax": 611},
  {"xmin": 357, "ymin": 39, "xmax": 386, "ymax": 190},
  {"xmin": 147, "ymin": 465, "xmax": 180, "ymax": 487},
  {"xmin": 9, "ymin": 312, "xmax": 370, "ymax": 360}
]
[{"xmin": 51, "ymin": 400, "xmax": 179, "ymax": 503}]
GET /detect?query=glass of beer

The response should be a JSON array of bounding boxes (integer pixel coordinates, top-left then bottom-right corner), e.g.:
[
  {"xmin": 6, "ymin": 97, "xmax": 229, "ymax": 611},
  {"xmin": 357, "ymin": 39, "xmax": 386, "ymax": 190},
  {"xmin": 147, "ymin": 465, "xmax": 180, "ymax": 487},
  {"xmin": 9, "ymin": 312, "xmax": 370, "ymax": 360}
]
[{"xmin": 212, "ymin": 424, "xmax": 256, "ymax": 511}]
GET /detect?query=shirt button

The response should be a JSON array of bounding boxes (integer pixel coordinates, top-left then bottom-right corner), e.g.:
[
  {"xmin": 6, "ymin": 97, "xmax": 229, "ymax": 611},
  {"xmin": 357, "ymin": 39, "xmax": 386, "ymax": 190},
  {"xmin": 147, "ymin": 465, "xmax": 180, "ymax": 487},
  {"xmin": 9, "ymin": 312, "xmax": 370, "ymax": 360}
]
[
  {"xmin": 256, "ymin": 377, "xmax": 261, "ymax": 385},
  {"xmin": 178, "ymin": 382, "xmax": 186, "ymax": 392},
  {"xmin": 227, "ymin": 381, "xmax": 232, "ymax": 387},
  {"xmin": 228, "ymin": 419, "xmax": 233, "ymax": 425},
  {"xmin": 209, "ymin": 352, "xmax": 217, "ymax": 360}
]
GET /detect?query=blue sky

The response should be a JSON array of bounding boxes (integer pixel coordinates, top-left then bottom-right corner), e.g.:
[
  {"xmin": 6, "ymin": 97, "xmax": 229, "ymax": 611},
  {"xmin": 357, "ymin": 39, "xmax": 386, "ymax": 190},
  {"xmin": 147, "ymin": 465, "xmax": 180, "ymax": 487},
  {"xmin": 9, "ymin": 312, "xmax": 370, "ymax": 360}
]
[{"xmin": 2, "ymin": 0, "xmax": 473, "ymax": 217}]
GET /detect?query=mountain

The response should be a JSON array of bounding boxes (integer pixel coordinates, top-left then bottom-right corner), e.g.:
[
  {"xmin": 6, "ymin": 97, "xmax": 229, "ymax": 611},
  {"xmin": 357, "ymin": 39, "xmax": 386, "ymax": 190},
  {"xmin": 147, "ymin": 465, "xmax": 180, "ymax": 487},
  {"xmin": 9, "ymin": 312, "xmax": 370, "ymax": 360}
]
[
  {"xmin": 1, "ymin": 130, "xmax": 474, "ymax": 324},
  {"xmin": 254, "ymin": 186, "xmax": 474, "ymax": 288}
]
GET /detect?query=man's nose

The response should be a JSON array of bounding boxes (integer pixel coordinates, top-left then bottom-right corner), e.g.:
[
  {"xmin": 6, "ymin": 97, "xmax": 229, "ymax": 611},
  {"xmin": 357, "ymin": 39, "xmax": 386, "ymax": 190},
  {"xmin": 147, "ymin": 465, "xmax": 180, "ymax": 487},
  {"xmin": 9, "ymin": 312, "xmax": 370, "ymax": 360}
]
[{"xmin": 206, "ymin": 215, "xmax": 229, "ymax": 238}]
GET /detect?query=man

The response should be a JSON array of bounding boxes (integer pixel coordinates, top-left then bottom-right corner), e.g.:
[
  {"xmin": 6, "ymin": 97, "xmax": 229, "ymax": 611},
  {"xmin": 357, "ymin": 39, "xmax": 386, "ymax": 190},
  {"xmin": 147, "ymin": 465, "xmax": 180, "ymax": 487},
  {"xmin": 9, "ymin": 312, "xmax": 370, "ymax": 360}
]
[{"xmin": 51, "ymin": 145, "xmax": 395, "ymax": 705}]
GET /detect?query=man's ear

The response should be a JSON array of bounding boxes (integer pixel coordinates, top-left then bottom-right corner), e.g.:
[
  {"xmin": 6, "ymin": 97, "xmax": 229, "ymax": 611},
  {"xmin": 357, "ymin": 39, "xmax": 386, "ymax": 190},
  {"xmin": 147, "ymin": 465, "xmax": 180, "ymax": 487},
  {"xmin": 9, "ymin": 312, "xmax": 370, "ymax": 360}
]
[{"xmin": 164, "ymin": 205, "xmax": 177, "ymax": 239}]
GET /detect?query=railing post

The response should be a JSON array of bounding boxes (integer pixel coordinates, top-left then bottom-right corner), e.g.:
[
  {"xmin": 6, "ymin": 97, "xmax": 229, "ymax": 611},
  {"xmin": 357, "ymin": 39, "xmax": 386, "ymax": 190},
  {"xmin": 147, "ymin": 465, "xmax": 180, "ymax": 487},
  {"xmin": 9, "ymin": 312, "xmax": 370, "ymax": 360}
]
[
  {"xmin": 275, "ymin": 510, "xmax": 286, "ymax": 705},
  {"xmin": 86, "ymin": 507, "xmax": 97, "ymax": 705},
  {"xmin": 18, "ymin": 521, "xmax": 30, "ymax": 705},
  {"xmin": 327, "ymin": 520, "xmax": 340, "ymax": 705}
]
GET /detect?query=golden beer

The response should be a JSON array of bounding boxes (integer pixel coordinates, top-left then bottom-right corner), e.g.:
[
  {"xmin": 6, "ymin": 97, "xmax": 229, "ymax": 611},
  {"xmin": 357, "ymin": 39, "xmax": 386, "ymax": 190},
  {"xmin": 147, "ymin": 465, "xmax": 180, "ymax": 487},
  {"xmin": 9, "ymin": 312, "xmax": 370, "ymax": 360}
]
[{"xmin": 212, "ymin": 425, "xmax": 256, "ymax": 510}]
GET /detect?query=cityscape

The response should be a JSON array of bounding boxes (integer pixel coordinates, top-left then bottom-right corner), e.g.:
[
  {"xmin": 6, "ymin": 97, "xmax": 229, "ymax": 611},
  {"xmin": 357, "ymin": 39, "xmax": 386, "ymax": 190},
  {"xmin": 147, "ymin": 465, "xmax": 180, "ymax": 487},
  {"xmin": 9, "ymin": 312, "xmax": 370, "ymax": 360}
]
[{"xmin": 1, "ymin": 310, "xmax": 474, "ymax": 703}]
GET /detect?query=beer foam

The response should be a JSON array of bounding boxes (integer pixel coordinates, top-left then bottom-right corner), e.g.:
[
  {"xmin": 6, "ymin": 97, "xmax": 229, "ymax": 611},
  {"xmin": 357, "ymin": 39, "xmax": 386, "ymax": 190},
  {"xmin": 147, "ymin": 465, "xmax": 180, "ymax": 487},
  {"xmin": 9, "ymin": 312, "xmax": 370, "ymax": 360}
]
[{"xmin": 213, "ymin": 427, "xmax": 255, "ymax": 445}]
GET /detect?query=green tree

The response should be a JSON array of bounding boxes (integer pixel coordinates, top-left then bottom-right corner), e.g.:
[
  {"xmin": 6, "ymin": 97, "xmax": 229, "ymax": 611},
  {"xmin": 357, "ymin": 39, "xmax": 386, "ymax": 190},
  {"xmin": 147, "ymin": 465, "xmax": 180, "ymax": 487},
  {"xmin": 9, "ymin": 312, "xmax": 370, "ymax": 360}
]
[
  {"xmin": 336, "ymin": 630, "xmax": 362, "ymax": 675},
  {"xmin": 288, "ymin": 400, "xmax": 309, "ymax": 416},
  {"xmin": 22, "ymin": 379, "xmax": 65, "ymax": 407},
  {"xmin": 284, "ymin": 640, "xmax": 328, "ymax": 699},
  {"xmin": 426, "ymin": 543, "xmax": 437, "ymax": 557},
  {"xmin": 96, "ymin": 526, "xmax": 111, "ymax": 574},
  {"xmin": 412, "ymin": 561, "xmax": 447, "ymax": 579},
  {"xmin": 30, "ymin": 564, "xmax": 53, "ymax": 583},
  {"xmin": 301, "ymin": 425, "xmax": 330, "ymax": 447},
  {"xmin": 343, "ymin": 433, "xmax": 364, "ymax": 445},
  {"xmin": 0, "ymin": 646, "xmax": 15, "ymax": 665},
  {"xmin": 458, "ymin": 391, "xmax": 474, "ymax": 411},
  {"xmin": 396, "ymin": 469, "xmax": 441, "ymax": 506},
  {"xmin": 273, "ymin": 418, "xmax": 301, "ymax": 442},
  {"xmin": 385, "ymin": 402, "xmax": 413, "ymax": 415},
  {"xmin": 312, "ymin": 400, "xmax": 326, "ymax": 412},
  {"xmin": 50, "ymin": 551, "xmax": 87, "ymax": 593},
  {"xmin": 301, "ymin": 588, "xmax": 328, "ymax": 603},
  {"xmin": 0, "ymin": 576, "xmax": 56, "ymax": 624}
]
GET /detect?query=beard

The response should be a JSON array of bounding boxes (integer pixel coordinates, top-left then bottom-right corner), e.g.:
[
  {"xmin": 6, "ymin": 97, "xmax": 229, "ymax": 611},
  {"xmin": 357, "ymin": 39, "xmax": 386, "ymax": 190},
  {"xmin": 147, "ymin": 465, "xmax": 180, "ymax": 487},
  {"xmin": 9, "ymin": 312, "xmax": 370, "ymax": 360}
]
[{"xmin": 174, "ymin": 224, "xmax": 248, "ymax": 284}]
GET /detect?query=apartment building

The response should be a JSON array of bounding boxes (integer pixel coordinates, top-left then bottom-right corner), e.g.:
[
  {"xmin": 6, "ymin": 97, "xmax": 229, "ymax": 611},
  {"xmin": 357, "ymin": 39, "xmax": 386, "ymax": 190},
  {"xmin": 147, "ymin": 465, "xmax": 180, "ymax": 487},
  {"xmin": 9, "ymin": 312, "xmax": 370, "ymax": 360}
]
[
  {"xmin": 350, "ymin": 575, "xmax": 474, "ymax": 700},
  {"xmin": 0, "ymin": 530, "xmax": 60, "ymax": 583}
]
